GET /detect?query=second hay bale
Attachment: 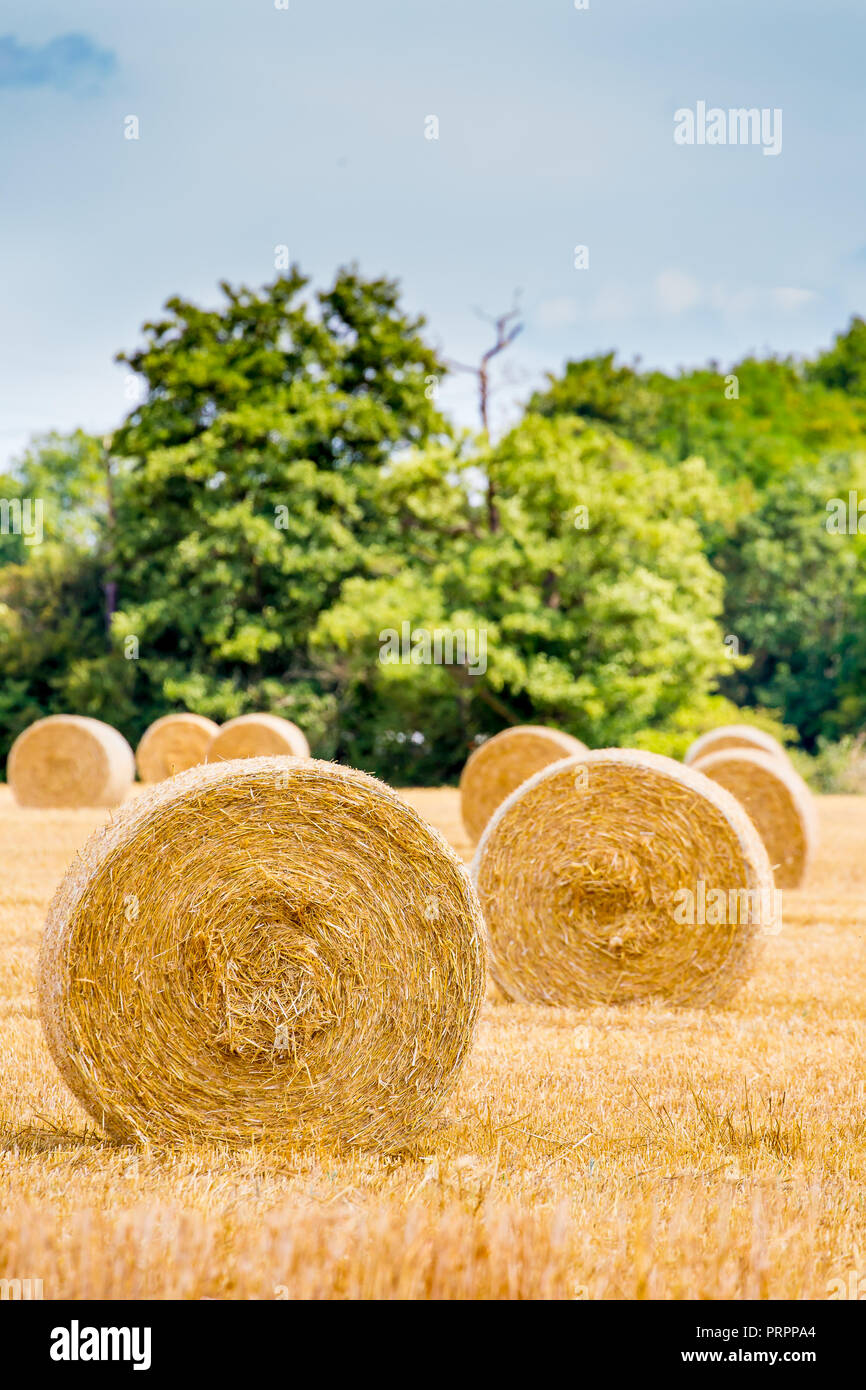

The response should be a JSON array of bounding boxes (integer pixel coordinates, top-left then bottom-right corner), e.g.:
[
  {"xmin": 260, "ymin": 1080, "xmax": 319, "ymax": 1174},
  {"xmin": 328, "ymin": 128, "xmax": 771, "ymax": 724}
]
[
  {"xmin": 208, "ymin": 713, "xmax": 310, "ymax": 762},
  {"xmin": 460, "ymin": 725, "xmax": 588, "ymax": 843},
  {"xmin": 684, "ymin": 724, "xmax": 789, "ymax": 767},
  {"xmin": 691, "ymin": 747, "xmax": 817, "ymax": 889},
  {"xmin": 135, "ymin": 713, "xmax": 220, "ymax": 782},
  {"xmin": 472, "ymin": 748, "xmax": 775, "ymax": 1007}
]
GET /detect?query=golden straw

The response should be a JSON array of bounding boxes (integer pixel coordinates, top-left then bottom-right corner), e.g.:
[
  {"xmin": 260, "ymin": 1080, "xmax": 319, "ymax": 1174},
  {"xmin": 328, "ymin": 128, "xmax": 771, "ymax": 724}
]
[{"xmin": 39, "ymin": 757, "xmax": 487, "ymax": 1148}]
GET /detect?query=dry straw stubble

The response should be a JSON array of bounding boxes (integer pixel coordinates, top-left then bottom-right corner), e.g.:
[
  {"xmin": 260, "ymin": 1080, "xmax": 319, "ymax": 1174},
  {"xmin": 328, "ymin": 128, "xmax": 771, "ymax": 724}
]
[
  {"xmin": 39, "ymin": 757, "xmax": 487, "ymax": 1149},
  {"xmin": 460, "ymin": 725, "xmax": 588, "ymax": 844},
  {"xmin": 135, "ymin": 712, "xmax": 220, "ymax": 782},
  {"xmin": 472, "ymin": 748, "xmax": 775, "ymax": 1008},
  {"xmin": 7, "ymin": 715, "xmax": 135, "ymax": 809},
  {"xmin": 208, "ymin": 713, "xmax": 310, "ymax": 762},
  {"xmin": 691, "ymin": 747, "xmax": 817, "ymax": 890},
  {"xmin": 684, "ymin": 724, "xmax": 790, "ymax": 767}
]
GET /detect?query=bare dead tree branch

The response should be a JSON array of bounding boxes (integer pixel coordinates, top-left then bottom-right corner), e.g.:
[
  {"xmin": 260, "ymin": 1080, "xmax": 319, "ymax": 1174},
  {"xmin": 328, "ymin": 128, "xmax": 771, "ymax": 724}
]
[
  {"xmin": 447, "ymin": 297, "xmax": 523, "ymax": 533},
  {"xmin": 102, "ymin": 435, "xmax": 117, "ymax": 648}
]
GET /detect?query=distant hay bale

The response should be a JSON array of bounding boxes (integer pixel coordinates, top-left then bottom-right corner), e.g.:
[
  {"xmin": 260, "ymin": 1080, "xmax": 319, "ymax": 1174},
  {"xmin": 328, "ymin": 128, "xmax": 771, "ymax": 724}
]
[
  {"xmin": 39, "ymin": 757, "xmax": 487, "ymax": 1148},
  {"xmin": 208, "ymin": 713, "xmax": 310, "ymax": 762},
  {"xmin": 7, "ymin": 716, "xmax": 135, "ymax": 809},
  {"xmin": 460, "ymin": 725, "xmax": 588, "ymax": 844},
  {"xmin": 135, "ymin": 713, "xmax": 220, "ymax": 783},
  {"xmin": 691, "ymin": 747, "xmax": 817, "ymax": 890},
  {"xmin": 472, "ymin": 748, "xmax": 775, "ymax": 1007},
  {"xmin": 684, "ymin": 724, "xmax": 789, "ymax": 767}
]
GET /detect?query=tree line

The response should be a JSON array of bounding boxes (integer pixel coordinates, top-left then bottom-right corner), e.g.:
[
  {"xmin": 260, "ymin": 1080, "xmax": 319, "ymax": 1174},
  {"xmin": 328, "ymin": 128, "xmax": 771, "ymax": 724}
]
[{"xmin": 1, "ymin": 264, "xmax": 865, "ymax": 783}]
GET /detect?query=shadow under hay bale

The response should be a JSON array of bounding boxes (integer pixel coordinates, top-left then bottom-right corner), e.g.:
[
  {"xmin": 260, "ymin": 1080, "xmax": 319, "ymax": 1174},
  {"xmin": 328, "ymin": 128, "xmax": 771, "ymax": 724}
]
[
  {"xmin": 39, "ymin": 757, "xmax": 487, "ymax": 1149},
  {"xmin": 472, "ymin": 748, "xmax": 775, "ymax": 1009}
]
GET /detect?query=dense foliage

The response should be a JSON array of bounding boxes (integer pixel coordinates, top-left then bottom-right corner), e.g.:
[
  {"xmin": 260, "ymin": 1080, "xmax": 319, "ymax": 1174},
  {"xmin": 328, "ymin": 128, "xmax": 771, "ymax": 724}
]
[
  {"xmin": 530, "ymin": 320, "xmax": 866, "ymax": 752},
  {"xmin": 1, "ymin": 273, "xmax": 864, "ymax": 781}
]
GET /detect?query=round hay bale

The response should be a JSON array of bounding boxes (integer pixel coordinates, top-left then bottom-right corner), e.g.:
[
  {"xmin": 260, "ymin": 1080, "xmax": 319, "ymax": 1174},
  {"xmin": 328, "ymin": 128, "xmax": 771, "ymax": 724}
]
[
  {"xmin": 690, "ymin": 747, "xmax": 817, "ymax": 890},
  {"xmin": 684, "ymin": 724, "xmax": 789, "ymax": 767},
  {"xmin": 208, "ymin": 713, "xmax": 310, "ymax": 762},
  {"xmin": 472, "ymin": 748, "xmax": 775, "ymax": 1008},
  {"xmin": 7, "ymin": 716, "xmax": 135, "ymax": 809},
  {"xmin": 460, "ymin": 725, "xmax": 588, "ymax": 844},
  {"xmin": 39, "ymin": 757, "xmax": 487, "ymax": 1148},
  {"xmin": 135, "ymin": 713, "xmax": 220, "ymax": 783}
]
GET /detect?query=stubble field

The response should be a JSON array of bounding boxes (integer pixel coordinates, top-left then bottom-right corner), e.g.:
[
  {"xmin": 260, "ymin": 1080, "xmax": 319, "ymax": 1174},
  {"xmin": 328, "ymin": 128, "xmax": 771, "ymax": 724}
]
[{"xmin": 1, "ymin": 786, "xmax": 865, "ymax": 1300}]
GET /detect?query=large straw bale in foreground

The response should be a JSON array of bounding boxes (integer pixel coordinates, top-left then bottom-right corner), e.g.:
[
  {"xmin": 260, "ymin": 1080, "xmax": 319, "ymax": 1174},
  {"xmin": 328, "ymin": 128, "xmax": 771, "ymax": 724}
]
[
  {"xmin": 685, "ymin": 724, "xmax": 789, "ymax": 767},
  {"xmin": 7, "ymin": 715, "xmax": 135, "ymax": 809},
  {"xmin": 460, "ymin": 725, "xmax": 588, "ymax": 844},
  {"xmin": 691, "ymin": 747, "xmax": 817, "ymax": 890},
  {"xmin": 472, "ymin": 748, "xmax": 775, "ymax": 1007},
  {"xmin": 208, "ymin": 713, "xmax": 309, "ymax": 762},
  {"xmin": 39, "ymin": 758, "xmax": 486, "ymax": 1148},
  {"xmin": 135, "ymin": 713, "xmax": 220, "ymax": 783}
]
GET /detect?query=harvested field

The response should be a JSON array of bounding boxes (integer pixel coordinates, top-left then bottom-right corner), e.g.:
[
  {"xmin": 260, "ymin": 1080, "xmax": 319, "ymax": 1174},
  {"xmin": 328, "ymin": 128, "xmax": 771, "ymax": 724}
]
[{"xmin": 1, "ymin": 786, "xmax": 866, "ymax": 1300}]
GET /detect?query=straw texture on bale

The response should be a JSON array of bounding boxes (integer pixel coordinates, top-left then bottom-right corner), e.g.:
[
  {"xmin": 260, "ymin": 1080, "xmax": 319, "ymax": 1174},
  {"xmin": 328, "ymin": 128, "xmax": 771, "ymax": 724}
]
[
  {"xmin": 7, "ymin": 715, "xmax": 135, "ymax": 809},
  {"xmin": 691, "ymin": 747, "xmax": 817, "ymax": 890},
  {"xmin": 472, "ymin": 748, "xmax": 775, "ymax": 1008},
  {"xmin": 208, "ymin": 713, "xmax": 310, "ymax": 762},
  {"xmin": 135, "ymin": 713, "xmax": 220, "ymax": 783},
  {"xmin": 460, "ymin": 725, "xmax": 588, "ymax": 844},
  {"xmin": 39, "ymin": 757, "xmax": 487, "ymax": 1148},
  {"xmin": 684, "ymin": 724, "xmax": 789, "ymax": 767}
]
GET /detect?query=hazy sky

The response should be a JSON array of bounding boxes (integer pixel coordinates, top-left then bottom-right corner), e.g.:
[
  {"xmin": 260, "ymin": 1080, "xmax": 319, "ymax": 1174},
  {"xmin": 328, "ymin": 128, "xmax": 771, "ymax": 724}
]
[{"xmin": 2, "ymin": 0, "xmax": 865, "ymax": 465}]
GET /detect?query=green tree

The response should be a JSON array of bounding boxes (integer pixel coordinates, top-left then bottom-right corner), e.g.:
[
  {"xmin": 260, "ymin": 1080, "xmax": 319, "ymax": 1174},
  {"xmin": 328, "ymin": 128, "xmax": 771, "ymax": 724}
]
[
  {"xmin": 107, "ymin": 266, "xmax": 451, "ymax": 746},
  {"xmin": 0, "ymin": 430, "xmax": 108, "ymax": 563},
  {"xmin": 715, "ymin": 454, "xmax": 866, "ymax": 746},
  {"xmin": 529, "ymin": 338, "xmax": 866, "ymax": 750},
  {"xmin": 530, "ymin": 351, "xmax": 866, "ymax": 488},
  {"xmin": 807, "ymin": 316, "xmax": 866, "ymax": 396},
  {"xmin": 0, "ymin": 431, "xmax": 136, "ymax": 761},
  {"xmin": 313, "ymin": 416, "xmax": 736, "ymax": 779}
]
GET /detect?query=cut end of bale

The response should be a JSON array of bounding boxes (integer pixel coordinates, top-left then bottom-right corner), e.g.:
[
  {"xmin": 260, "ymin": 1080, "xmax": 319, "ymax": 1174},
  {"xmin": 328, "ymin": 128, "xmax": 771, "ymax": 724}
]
[
  {"xmin": 691, "ymin": 747, "xmax": 817, "ymax": 890},
  {"xmin": 459, "ymin": 725, "xmax": 588, "ymax": 844},
  {"xmin": 207, "ymin": 713, "xmax": 310, "ymax": 762},
  {"xmin": 135, "ymin": 712, "xmax": 220, "ymax": 782},
  {"xmin": 38, "ymin": 756, "xmax": 487, "ymax": 1149},
  {"xmin": 7, "ymin": 715, "xmax": 135, "ymax": 809},
  {"xmin": 684, "ymin": 724, "xmax": 789, "ymax": 767},
  {"xmin": 472, "ymin": 747, "xmax": 775, "ymax": 1008}
]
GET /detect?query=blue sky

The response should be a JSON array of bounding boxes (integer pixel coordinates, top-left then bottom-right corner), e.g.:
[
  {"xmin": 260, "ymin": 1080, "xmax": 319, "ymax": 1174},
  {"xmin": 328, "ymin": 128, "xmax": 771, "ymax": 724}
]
[{"xmin": 1, "ymin": 0, "xmax": 865, "ymax": 464}]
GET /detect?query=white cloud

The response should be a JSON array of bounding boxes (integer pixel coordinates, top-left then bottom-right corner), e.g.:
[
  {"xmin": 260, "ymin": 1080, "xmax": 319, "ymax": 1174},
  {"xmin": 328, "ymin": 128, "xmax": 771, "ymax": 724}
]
[
  {"xmin": 707, "ymin": 284, "xmax": 760, "ymax": 315},
  {"xmin": 589, "ymin": 282, "xmax": 637, "ymax": 321},
  {"xmin": 655, "ymin": 270, "xmax": 702, "ymax": 314},
  {"xmin": 536, "ymin": 297, "xmax": 579, "ymax": 328},
  {"xmin": 771, "ymin": 286, "xmax": 818, "ymax": 311},
  {"xmin": 653, "ymin": 276, "xmax": 818, "ymax": 319}
]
